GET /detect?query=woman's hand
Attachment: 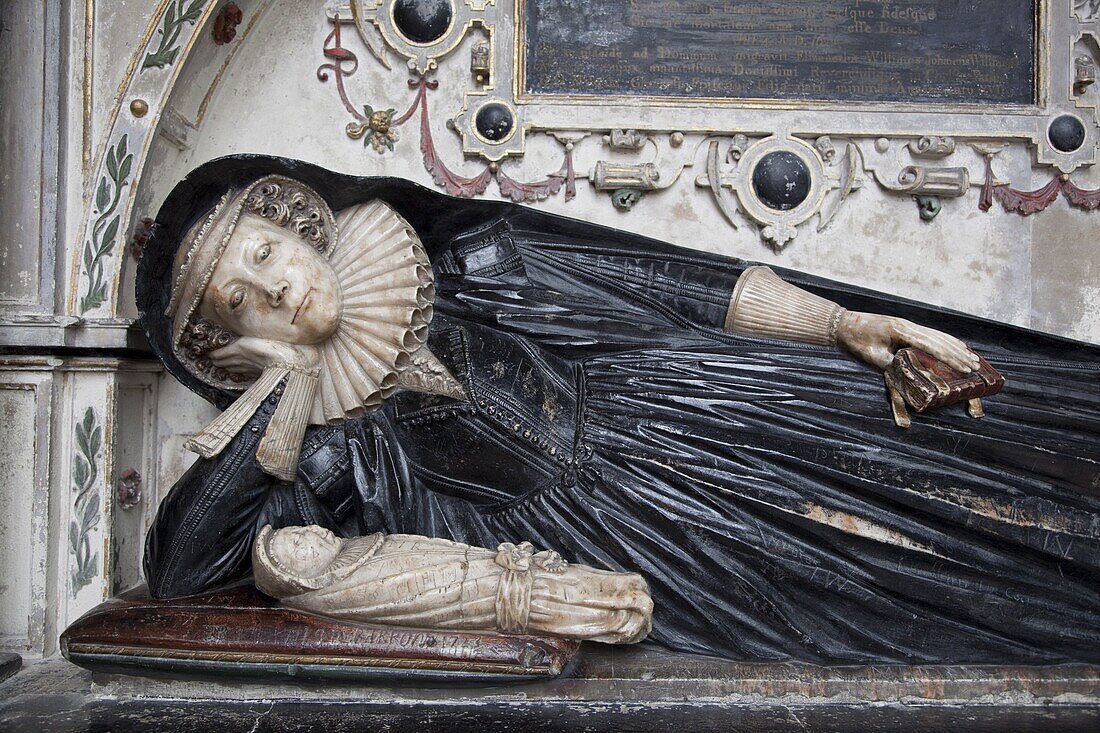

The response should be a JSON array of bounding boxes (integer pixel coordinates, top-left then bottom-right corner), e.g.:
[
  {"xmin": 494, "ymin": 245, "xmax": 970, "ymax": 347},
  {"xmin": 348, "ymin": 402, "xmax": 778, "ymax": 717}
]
[
  {"xmin": 209, "ymin": 336, "xmax": 320, "ymax": 376},
  {"xmin": 836, "ymin": 311, "xmax": 980, "ymax": 373}
]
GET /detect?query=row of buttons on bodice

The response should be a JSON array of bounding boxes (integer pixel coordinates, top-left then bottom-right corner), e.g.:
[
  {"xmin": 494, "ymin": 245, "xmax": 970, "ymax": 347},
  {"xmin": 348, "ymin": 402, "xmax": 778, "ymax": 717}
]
[{"xmin": 393, "ymin": 323, "xmax": 596, "ymax": 496}]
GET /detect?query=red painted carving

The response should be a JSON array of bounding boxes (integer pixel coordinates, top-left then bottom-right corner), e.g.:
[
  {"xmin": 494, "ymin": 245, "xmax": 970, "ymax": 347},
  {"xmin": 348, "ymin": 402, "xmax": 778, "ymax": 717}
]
[
  {"xmin": 496, "ymin": 166, "xmax": 565, "ymax": 203},
  {"xmin": 413, "ymin": 78, "xmax": 492, "ymax": 197},
  {"xmin": 212, "ymin": 3, "xmax": 243, "ymax": 45},
  {"xmin": 391, "ymin": 81, "xmax": 423, "ymax": 127},
  {"xmin": 317, "ymin": 19, "xmax": 577, "ymax": 203},
  {"xmin": 318, "ymin": 18, "xmax": 367, "ymax": 122},
  {"xmin": 1062, "ymin": 179, "xmax": 1100, "ymax": 211},
  {"xmin": 978, "ymin": 156, "xmax": 995, "ymax": 213},
  {"xmin": 991, "ymin": 176, "xmax": 1062, "ymax": 216},
  {"xmin": 130, "ymin": 217, "xmax": 155, "ymax": 261},
  {"xmin": 211, "ymin": 3, "xmax": 244, "ymax": 44},
  {"xmin": 495, "ymin": 149, "xmax": 579, "ymax": 203},
  {"xmin": 563, "ymin": 147, "xmax": 577, "ymax": 201},
  {"xmin": 117, "ymin": 467, "xmax": 142, "ymax": 510}
]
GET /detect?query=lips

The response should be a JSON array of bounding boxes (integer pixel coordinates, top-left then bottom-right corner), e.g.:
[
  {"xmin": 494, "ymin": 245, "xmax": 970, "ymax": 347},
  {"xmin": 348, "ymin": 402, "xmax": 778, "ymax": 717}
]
[{"xmin": 292, "ymin": 287, "xmax": 313, "ymax": 324}]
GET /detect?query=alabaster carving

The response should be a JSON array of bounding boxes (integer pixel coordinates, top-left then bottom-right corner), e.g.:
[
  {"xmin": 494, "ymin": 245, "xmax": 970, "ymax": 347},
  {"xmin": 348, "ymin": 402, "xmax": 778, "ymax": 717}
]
[
  {"xmin": 726, "ymin": 266, "xmax": 847, "ymax": 347},
  {"xmin": 253, "ymin": 525, "xmax": 652, "ymax": 643},
  {"xmin": 169, "ymin": 176, "xmax": 463, "ymax": 479},
  {"xmin": 141, "ymin": 165, "xmax": 1100, "ymax": 666}
]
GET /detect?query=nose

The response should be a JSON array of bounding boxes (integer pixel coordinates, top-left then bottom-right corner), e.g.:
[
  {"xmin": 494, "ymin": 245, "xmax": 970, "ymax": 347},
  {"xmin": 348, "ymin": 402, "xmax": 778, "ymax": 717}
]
[{"xmin": 266, "ymin": 280, "xmax": 289, "ymax": 307}]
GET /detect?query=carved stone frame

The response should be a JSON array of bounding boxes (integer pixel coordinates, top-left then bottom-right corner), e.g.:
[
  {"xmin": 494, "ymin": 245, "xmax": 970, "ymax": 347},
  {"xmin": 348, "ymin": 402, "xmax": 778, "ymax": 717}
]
[{"xmin": 327, "ymin": 0, "xmax": 1100, "ymax": 250}]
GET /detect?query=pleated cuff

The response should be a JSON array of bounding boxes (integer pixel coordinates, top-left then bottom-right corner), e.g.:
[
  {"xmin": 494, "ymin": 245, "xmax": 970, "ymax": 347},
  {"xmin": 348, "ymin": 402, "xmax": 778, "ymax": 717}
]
[
  {"xmin": 257, "ymin": 368, "xmax": 319, "ymax": 481},
  {"xmin": 186, "ymin": 367, "xmax": 288, "ymax": 459},
  {"xmin": 725, "ymin": 266, "xmax": 845, "ymax": 346}
]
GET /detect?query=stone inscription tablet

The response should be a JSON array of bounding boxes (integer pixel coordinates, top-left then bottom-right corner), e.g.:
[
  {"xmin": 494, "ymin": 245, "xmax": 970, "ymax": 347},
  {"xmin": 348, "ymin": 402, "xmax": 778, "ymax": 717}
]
[{"xmin": 522, "ymin": 1, "xmax": 1037, "ymax": 105}]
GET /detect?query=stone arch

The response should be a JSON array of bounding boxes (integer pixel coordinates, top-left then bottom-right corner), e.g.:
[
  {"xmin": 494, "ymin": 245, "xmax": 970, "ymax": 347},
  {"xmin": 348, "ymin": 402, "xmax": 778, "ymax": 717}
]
[{"xmin": 73, "ymin": 0, "xmax": 261, "ymax": 319}]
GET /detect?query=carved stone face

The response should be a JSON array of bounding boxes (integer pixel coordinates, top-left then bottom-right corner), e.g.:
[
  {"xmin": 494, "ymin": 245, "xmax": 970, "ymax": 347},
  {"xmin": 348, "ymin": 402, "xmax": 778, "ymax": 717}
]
[
  {"xmin": 198, "ymin": 214, "xmax": 342, "ymax": 345},
  {"xmin": 267, "ymin": 525, "xmax": 343, "ymax": 579}
]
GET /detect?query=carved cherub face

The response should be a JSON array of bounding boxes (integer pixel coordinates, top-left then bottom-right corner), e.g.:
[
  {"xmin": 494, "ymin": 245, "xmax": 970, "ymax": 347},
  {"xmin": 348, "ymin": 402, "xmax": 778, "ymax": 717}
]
[
  {"xmin": 198, "ymin": 214, "xmax": 343, "ymax": 345},
  {"xmin": 267, "ymin": 525, "xmax": 343, "ymax": 579}
]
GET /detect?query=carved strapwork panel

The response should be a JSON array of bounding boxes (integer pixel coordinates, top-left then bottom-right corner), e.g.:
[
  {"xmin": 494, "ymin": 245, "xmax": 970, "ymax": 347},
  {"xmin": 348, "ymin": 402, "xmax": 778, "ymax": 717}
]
[
  {"xmin": 301, "ymin": 1, "xmax": 1100, "ymax": 252},
  {"xmin": 694, "ymin": 134, "xmax": 864, "ymax": 251},
  {"xmin": 338, "ymin": 0, "xmax": 486, "ymax": 75},
  {"xmin": 70, "ymin": 2, "xmax": 1100, "ymax": 322}
]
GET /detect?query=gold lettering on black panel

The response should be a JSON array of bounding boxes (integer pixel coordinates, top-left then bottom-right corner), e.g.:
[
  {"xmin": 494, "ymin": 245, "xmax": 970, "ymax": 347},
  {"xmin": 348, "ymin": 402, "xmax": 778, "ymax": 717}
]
[{"xmin": 522, "ymin": 1, "xmax": 1037, "ymax": 105}]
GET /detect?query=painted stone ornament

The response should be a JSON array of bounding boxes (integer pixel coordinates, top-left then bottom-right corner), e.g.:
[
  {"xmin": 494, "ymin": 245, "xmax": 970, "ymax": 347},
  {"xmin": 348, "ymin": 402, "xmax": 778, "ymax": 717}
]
[
  {"xmin": 1049, "ymin": 114, "xmax": 1086, "ymax": 153},
  {"xmin": 393, "ymin": 0, "xmax": 453, "ymax": 44},
  {"xmin": 751, "ymin": 151, "xmax": 811, "ymax": 211},
  {"xmin": 475, "ymin": 102, "xmax": 514, "ymax": 142}
]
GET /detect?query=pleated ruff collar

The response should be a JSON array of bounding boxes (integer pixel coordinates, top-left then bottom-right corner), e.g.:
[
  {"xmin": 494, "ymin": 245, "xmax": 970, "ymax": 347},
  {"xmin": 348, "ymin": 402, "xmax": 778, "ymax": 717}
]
[
  {"xmin": 309, "ymin": 200, "xmax": 437, "ymax": 424},
  {"xmin": 185, "ymin": 200, "xmax": 464, "ymax": 481}
]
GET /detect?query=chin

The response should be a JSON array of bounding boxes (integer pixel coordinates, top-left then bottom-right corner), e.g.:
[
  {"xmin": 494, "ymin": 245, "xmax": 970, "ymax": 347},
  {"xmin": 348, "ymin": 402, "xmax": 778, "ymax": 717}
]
[{"xmin": 293, "ymin": 311, "xmax": 341, "ymax": 344}]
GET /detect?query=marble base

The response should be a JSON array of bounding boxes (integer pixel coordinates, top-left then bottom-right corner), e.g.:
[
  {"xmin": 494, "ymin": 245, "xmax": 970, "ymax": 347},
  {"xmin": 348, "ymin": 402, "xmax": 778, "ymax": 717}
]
[
  {"xmin": 2, "ymin": 647, "xmax": 1098, "ymax": 732},
  {"xmin": 61, "ymin": 586, "xmax": 579, "ymax": 683},
  {"xmin": 0, "ymin": 653, "xmax": 21, "ymax": 684}
]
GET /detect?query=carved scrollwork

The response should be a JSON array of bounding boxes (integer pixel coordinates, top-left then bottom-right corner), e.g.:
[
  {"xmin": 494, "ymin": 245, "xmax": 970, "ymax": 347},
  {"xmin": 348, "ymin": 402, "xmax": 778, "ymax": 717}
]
[
  {"xmin": 1075, "ymin": 0, "xmax": 1100, "ymax": 22},
  {"xmin": 1075, "ymin": 55, "xmax": 1097, "ymax": 94},
  {"xmin": 885, "ymin": 166, "xmax": 970, "ymax": 198},
  {"xmin": 728, "ymin": 134, "xmax": 751, "ymax": 162},
  {"xmin": 915, "ymin": 195, "xmax": 943, "ymax": 221},
  {"xmin": 590, "ymin": 161, "xmax": 660, "ymax": 191},
  {"xmin": 698, "ymin": 135, "xmax": 856, "ymax": 251},
  {"xmin": 815, "ymin": 136, "xmax": 837, "ymax": 165},
  {"xmin": 470, "ymin": 40, "xmax": 490, "ymax": 84},
  {"xmin": 908, "ymin": 136, "xmax": 956, "ymax": 158},
  {"xmin": 603, "ymin": 129, "xmax": 647, "ymax": 151}
]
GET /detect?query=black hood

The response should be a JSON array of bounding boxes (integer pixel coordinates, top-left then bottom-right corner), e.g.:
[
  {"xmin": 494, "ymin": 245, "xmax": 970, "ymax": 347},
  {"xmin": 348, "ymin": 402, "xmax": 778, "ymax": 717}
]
[
  {"xmin": 138, "ymin": 155, "xmax": 532, "ymax": 408},
  {"xmin": 138, "ymin": 154, "xmax": 1100, "ymax": 409}
]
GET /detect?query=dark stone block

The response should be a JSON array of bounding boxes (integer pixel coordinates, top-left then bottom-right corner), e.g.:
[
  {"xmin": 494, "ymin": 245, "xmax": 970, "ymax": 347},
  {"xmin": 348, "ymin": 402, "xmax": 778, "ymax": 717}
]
[
  {"xmin": 475, "ymin": 103, "xmax": 514, "ymax": 142},
  {"xmin": 524, "ymin": 0, "xmax": 1036, "ymax": 105},
  {"xmin": 3, "ymin": 652, "xmax": 1099, "ymax": 733},
  {"xmin": 0, "ymin": 653, "xmax": 20, "ymax": 683}
]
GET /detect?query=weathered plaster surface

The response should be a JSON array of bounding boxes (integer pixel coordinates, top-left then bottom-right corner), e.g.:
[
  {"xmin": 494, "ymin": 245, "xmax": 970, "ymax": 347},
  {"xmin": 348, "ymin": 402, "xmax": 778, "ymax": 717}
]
[
  {"xmin": 128, "ymin": 3, "xmax": 1096, "ymax": 343},
  {"xmin": 1030, "ymin": 203, "xmax": 1100, "ymax": 343}
]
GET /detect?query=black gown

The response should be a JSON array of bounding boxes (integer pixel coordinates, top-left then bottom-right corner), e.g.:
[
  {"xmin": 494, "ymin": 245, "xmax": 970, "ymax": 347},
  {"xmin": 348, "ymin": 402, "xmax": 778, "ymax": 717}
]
[{"xmin": 140, "ymin": 159, "xmax": 1100, "ymax": 664}]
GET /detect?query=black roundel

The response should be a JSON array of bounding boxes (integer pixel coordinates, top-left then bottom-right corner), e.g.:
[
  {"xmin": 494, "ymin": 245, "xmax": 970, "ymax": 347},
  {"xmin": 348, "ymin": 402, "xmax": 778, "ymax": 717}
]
[
  {"xmin": 1048, "ymin": 115, "xmax": 1086, "ymax": 154},
  {"xmin": 393, "ymin": 0, "xmax": 453, "ymax": 45},
  {"xmin": 752, "ymin": 151, "xmax": 811, "ymax": 211},
  {"xmin": 475, "ymin": 103, "xmax": 514, "ymax": 142}
]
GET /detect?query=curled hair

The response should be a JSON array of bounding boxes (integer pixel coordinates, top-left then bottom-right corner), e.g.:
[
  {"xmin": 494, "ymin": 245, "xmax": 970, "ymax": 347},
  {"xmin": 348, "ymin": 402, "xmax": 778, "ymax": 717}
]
[
  {"xmin": 178, "ymin": 316, "xmax": 248, "ymax": 385},
  {"xmin": 243, "ymin": 181, "xmax": 331, "ymax": 251}
]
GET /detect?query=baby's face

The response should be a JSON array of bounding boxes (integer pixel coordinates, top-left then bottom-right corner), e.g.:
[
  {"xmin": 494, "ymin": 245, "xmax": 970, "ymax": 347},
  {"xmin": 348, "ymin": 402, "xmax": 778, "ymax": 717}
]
[{"xmin": 268, "ymin": 526, "xmax": 343, "ymax": 578}]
